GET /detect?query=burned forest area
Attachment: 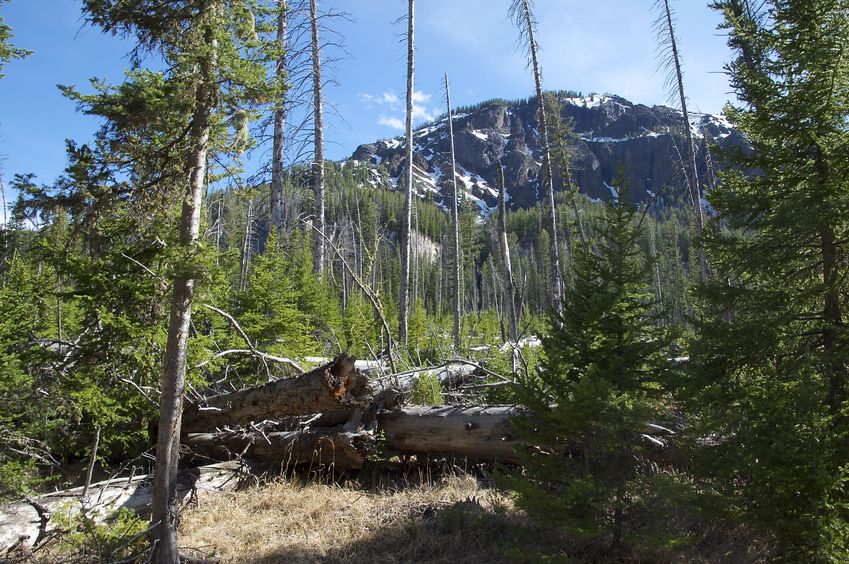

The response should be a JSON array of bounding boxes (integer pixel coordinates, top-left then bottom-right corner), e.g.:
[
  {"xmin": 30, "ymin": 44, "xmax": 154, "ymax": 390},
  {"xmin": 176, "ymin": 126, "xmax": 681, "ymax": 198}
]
[{"xmin": 1, "ymin": 0, "xmax": 849, "ymax": 562}]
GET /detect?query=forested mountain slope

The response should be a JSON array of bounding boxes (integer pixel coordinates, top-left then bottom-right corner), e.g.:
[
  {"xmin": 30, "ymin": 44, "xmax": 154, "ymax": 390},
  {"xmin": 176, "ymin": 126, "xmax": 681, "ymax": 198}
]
[{"xmin": 349, "ymin": 92, "xmax": 746, "ymax": 212}]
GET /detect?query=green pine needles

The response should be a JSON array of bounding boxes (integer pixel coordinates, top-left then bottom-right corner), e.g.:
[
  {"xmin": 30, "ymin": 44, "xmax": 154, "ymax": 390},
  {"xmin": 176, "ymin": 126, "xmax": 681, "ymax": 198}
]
[
  {"xmin": 691, "ymin": 0, "xmax": 849, "ymax": 559},
  {"xmin": 500, "ymin": 185, "xmax": 683, "ymax": 555}
]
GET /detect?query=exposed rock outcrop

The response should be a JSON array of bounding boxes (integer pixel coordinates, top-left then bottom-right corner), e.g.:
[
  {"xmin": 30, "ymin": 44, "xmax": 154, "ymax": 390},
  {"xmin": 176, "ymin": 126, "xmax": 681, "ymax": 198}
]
[{"xmin": 348, "ymin": 92, "xmax": 744, "ymax": 213}]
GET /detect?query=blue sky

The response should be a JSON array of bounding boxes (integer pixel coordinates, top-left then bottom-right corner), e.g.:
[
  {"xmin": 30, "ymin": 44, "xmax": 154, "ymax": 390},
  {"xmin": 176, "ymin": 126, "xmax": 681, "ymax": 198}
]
[{"xmin": 0, "ymin": 0, "xmax": 733, "ymax": 194}]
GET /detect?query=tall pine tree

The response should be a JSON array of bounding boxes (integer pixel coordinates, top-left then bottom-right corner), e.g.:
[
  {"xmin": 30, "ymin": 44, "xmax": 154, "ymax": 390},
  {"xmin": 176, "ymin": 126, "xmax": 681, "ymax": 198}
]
[
  {"xmin": 502, "ymin": 186, "xmax": 679, "ymax": 555},
  {"xmin": 692, "ymin": 1, "xmax": 849, "ymax": 558}
]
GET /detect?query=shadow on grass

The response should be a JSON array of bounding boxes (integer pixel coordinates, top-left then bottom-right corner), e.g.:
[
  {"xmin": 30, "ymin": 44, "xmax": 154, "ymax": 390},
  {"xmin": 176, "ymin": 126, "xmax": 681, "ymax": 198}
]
[{"xmin": 246, "ymin": 496, "xmax": 549, "ymax": 564}]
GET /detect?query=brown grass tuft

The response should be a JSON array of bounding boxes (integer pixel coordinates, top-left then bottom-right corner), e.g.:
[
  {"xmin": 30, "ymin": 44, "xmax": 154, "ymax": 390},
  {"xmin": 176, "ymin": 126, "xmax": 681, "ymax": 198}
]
[{"xmin": 179, "ymin": 470, "xmax": 523, "ymax": 563}]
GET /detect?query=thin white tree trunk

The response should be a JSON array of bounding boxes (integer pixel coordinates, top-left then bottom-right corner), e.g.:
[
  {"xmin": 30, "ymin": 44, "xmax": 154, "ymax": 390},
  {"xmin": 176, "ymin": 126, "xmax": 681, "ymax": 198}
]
[
  {"xmin": 517, "ymin": 0, "xmax": 563, "ymax": 315},
  {"xmin": 270, "ymin": 1, "xmax": 288, "ymax": 233},
  {"xmin": 444, "ymin": 73, "xmax": 462, "ymax": 350},
  {"xmin": 310, "ymin": 0, "xmax": 325, "ymax": 277},
  {"xmin": 81, "ymin": 426, "xmax": 100, "ymax": 499},
  {"xmin": 150, "ymin": 6, "xmax": 217, "ymax": 561},
  {"xmin": 239, "ymin": 198, "xmax": 253, "ymax": 291},
  {"xmin": 497, "ymin": 163, "xmax": 518, "ymax": 343},
  {"xmin": 399, "ymin": 0, "xmax": 415, "ymax": 346},
  {"xmin": 661, "ymin": 0, "xmax": 706, "ymax": 281}
]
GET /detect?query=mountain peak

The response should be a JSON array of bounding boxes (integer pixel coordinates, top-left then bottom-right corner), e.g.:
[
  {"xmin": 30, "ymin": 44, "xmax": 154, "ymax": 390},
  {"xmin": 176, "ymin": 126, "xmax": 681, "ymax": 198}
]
[{"xmin": 348, "ymin": 92, "xmax": 743, "ymax": 214}]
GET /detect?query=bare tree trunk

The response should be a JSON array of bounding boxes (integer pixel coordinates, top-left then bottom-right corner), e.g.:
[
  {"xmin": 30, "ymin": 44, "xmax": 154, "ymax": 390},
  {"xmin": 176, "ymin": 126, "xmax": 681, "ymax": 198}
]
[
  {"xmin": 81, "ymin": 426, "xmax": 100, "ymax": 499},
  {"xmin": 497, "ymin": 163, "xmax": 518, "ymax": 343},
  {"xmin": 186, "ymin": 406, "xmax": 526, "ymax": 469},
  {"xmin": 0, "ymin": 175, "xmax": 7, "ymax": 262},
  {"xmin": 150, "ymin": 5, "xmax": 218, "ymax": 561},
  {"xmin": 544, "ymin": 93, "xmax": 587, "ymax": 248},
  {"xmin": 55, "ymin": 272, "xmax": 62, "ymax": 341},
  {"xmin": 270, "ymin": 0, "xmax": 288, "ymax": 233},
  {"xmin": 444, "ymin": 73, "xmax": 462, "ymax": 350},
  {"xmin": 660, "ymin": 0, "xmax": 706, "ymax": 281},
  {"xmin": 816, "ymin": 152, "xmax": 845, "ymax": 416},
  {"xmin": 413, "ymin": 196, "xmax": 420, "ymax": 308},
  {"xmin": 310, "ymin": 0, "xmax": 325, "ymax": 277},
  {"xmin": 186, "ymin": 428, "xmax": 373, "ymax": 469},
  {"xmin": 239, "ymin": 197, "xmax": 253, "ymax": 291},
  {"xmin": 399, "ymin": 0, "xmax": 415, "ymax": 346},
  {"xmin": 514, "ymin": 0, "xmax": 563, "ymax": 315}
]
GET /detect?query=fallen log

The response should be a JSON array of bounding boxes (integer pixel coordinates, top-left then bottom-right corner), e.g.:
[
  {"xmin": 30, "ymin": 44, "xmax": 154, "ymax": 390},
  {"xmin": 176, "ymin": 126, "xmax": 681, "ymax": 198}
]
[
  {"xmin": 378, "ymin": 405, "xmax": 526, "ymax": 464},
  {"xmin": 0, "ymin": 461, "xmax": 250, "ymax": 553},
  {"xmin": 371, "ymin": 362, "xmax": 490, "ymax": 394},
  {"xmin": 183, "ymin": 353, "xmax": 371, "ymax": 432},
  {"xmin": 185, "ymin": 406, "xmax": 528, "ymax": 468},
  {"xmin": 186, "ymin": 428, "xmax": 374, "ymax": 470},
  {"xmin": 304, "ymin": 356, "xmax": 387, "ymax": 373}
]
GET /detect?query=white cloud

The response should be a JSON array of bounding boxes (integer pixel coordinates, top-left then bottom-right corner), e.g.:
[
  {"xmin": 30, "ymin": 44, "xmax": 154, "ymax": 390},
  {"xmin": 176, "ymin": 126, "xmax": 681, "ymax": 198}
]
[
  {"xmin": 362, "ymin": 89, "xmax": 436, "ymax": 129},
  {"xmin": 412, "ymin": 91, "xmax": 431, "ymax": 104},
  {"xmin": 358, "ymin": 91, "xmax": 402, "ymax": 109},
  {"xmin": 378, "ymin": 116, "xmax": 405, "ymax": 130}
]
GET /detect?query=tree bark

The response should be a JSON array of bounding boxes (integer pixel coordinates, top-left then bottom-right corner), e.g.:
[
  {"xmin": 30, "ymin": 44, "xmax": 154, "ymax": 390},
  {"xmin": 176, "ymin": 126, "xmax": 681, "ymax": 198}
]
[
  {"xmin": 444, "ymin": 73, "xmax": 463, "ymax": 351},
  {"xmin": 516, "ymin": 0, "xmax": 563, "ymax": 315},
  {"xmin": 270, "ymin": 0, "xmax": 288, "ymax": 233},
  {"xmin": 370, "ymin": 361, "xmax": 484, "ymax": 394},
  {"xmin": 186, "ymin": 406, "xmax": 526, "ymax": 468},
  {"xmin": 661, "ymin": 0, "xmax": 707, "ymax": 281},
  {"xmin": 81, "ymin": 426, "xmax": 101, "ymax": 499},
  {"xmin": 186, "ymin": 428, "xmax": 373, "ymax": 470},
  {"xmin": 310, "ymin": 0, "xmax": 325, "ymax": 277},
  {"xmin": 399, "ymin": 0, "xmax": 415, "ymax": 346},
  {"xmin": 378, "ymin": 406, "xmax": 525, "ymax": 464},
  {"xmin": 150, "ymin": 4, "xmax": 218, "ymax": 560},
  {"xmin": 496, "ymin": 162, "xmax": 518, "ymax": 342},
  {"xmin": 182, "ymin": 354, "xmax": 371, "ymax": 432}
]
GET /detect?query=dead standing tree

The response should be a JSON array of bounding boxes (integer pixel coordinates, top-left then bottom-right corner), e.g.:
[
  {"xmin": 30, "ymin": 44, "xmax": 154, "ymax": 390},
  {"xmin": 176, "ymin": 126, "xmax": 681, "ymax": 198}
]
[
  {"xmin": 653, "ymin": 0, "xmax": 707, "ymax": 280},
  {"xmin": 251, "ymin": 1, "xmax": 350, "ymax": 235},
  {"xmin": 510, "ymin": 0, "xmax": 563, "ymax": 315},
  {"xmin": 310, "ymin": 0, "xmax": 326, "ymax": 277},
  {"xmin": 270, "ymin": 0, "xmax": 288, "ymax": 233},
  {"xmin": 399, "ymin": 0, "xmax": 415, "ymax": 345},
  {"xmin": 496, "ymin": 162, "xmax": 518, "ymax": 343},
  {"xmin": 444, "ymin": 73, "xmax": 463, "ymax": 351}
]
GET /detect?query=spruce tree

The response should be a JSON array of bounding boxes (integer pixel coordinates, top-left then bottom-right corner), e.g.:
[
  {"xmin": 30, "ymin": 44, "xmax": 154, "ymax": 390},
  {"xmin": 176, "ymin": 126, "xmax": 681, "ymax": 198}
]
[
  {"xmin": 78, "ymin": 2, "xmax": 278, "ymax": 558},
  {"xmin": 692, "ymin": 1, "xmax": 849, "ymax": 558},
  {"xmin": 234, "ymin": 230, "xmax": 314, "ymax": 371},
  {"xmin": 0, "ymin": 0, "xmax": 29, "ymax": 79},
  {"xmin": 501, "ymin": 186, "xmax": 679, "ymax": 554}
]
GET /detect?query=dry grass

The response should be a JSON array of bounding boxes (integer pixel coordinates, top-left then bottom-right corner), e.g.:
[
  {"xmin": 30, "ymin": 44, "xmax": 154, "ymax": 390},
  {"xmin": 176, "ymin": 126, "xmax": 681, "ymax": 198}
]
[
  {"xmin": 177, "ymin": 467, "xmax": 770, "ymax": 564},
  {"xmin": 178, "ymin": 469, "xmax": 527, "ymax": 563}
]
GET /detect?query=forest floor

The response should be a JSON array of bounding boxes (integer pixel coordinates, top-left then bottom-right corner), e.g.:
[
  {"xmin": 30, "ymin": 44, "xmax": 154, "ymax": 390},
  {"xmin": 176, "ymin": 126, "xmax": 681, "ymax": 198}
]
[
  {"xmin": 176, "ymin": 465, "xmax": 764, "ymax": 564},
  {"xmin": 178, "ymin": 468, "xmax": 531, "ymax": 563}
]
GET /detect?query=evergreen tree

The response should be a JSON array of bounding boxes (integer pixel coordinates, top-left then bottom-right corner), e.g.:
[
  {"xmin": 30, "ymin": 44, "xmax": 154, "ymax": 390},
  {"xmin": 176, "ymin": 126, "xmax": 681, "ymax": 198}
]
[
  {"xmin": 691, "ymin": 1, "xmax": 849, "ymax": 558},
  {"xmin": 0, "ymin": 0, "xmax": 29, "ymax": 79},
  {"xmin": 501, "ymin": 187, "xmax": 679, "ymax": 554},
  {"xmin": 0, "ymin": 254, "xmax": 51, "ymax": 497},
  {"xmin": 235, "ymin": 231, "xmax": 314, "ymax": 369},
  {"xmin": 78, "ymin": 1, "xmax": 278, "ymax": 558}
]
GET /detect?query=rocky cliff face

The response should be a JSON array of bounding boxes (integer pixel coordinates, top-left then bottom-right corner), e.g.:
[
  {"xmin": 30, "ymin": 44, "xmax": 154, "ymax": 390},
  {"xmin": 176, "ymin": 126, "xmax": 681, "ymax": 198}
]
[{"xmin": 348, "ymin": 93, "xmax": 746, "ymax": 213}]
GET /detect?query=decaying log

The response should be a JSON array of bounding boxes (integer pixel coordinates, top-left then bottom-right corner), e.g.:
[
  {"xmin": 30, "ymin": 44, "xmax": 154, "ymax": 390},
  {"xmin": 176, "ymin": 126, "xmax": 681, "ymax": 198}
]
[
  {"xmin": 372, "ymin": 362, "xmax": 488, "ymax": 394},
  {"xmin": 186, "ymin": 428, "xmax": 373, "ymax": 470},
  {"xmin": 378, "ymin": 406, "xmax": 526, "ymax": 464},
  {"xmin": 184, "ymin": 405, "xmax": 527, "ymax": 468},
  {"xmin": 304, "ymin": 356, "xmax": 386, "ymax": 373},
  {"xmin": 183, "ymin": 353, "xmax": 371, "ymax": 432},
  {"xmin": 0, "ymin": 461, "xmax": 250, "ymax": 552}
]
